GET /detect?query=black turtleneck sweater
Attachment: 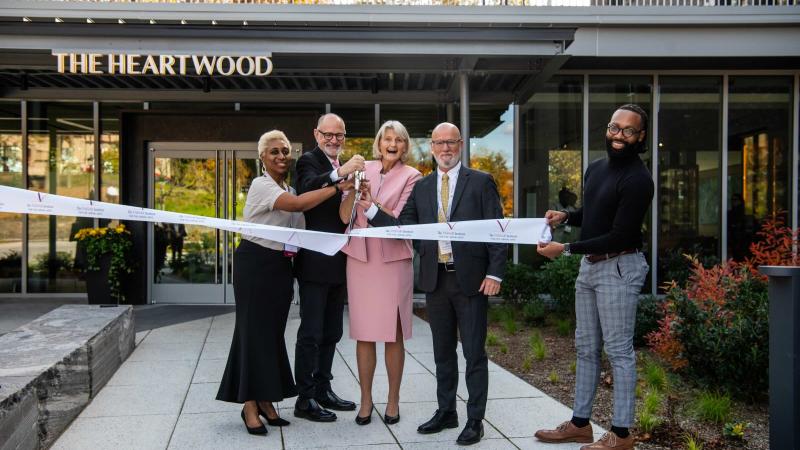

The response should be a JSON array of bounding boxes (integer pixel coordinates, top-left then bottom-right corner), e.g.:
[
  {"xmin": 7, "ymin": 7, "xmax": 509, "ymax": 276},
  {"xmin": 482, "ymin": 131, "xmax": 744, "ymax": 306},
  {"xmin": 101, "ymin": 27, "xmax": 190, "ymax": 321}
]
[{"xmin": 567, "ymin": 155, "xmax": 654, "ymax": 255}]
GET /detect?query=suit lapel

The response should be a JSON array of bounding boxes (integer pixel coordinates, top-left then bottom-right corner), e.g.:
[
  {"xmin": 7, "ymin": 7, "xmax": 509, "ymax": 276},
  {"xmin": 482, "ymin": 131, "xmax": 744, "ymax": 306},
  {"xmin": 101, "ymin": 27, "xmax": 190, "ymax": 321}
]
[
  {"xmin": 449, "ymin": 167, "xmax": 470, "ymax": 215},
  {"xmin": 425, "ymin": 173, "xmax": 438, "ymax": 219},
  {"xmin": 311, "ymin": 147, "xmax": 333, "ymax": 170}
]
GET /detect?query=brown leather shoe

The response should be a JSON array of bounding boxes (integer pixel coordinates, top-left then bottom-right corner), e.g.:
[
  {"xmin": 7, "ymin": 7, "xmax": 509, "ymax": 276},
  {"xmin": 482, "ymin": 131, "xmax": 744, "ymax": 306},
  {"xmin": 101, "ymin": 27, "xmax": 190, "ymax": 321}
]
[
  {"xmin": 534, "ymin": 420, "xmax": 594, "ymax": 443},
  {"xmin": 580, "ymin": 431, "xmax": 634, "ymax": 450}
]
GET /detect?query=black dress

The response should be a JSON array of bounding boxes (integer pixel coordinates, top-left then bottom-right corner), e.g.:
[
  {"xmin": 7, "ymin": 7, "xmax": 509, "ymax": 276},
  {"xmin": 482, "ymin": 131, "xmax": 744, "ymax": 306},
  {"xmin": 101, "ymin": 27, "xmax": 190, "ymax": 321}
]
[{"xmin": 216, "ymin": 238, "xmax": 297, "ymax": 402}]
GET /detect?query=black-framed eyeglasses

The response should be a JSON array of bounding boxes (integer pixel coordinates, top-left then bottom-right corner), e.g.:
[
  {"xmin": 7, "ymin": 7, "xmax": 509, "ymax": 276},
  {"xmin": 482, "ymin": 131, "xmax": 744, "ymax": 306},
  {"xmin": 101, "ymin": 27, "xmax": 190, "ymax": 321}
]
[
  {"xmin": 607, "ymin": 123, "xmax": 641, "ymax": 138},
  {"xmin": 316, "ymin": 129, "xmax": 346, "ymax": 141},
  {"xmin": 431, "ymin": 139, "xmax": 462, "ymax": 148}
]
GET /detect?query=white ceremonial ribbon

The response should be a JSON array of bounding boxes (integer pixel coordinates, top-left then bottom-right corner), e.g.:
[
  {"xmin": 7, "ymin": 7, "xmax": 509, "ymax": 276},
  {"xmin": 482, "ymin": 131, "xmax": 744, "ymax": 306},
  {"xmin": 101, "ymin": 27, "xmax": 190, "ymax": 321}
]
[
  {"xmin": 348, "ymin": 218, "xmax": 552, "ymax": 245},
  {"xmin": 0, "ymin": 185, "xmax": 553, "ymax": 253}
]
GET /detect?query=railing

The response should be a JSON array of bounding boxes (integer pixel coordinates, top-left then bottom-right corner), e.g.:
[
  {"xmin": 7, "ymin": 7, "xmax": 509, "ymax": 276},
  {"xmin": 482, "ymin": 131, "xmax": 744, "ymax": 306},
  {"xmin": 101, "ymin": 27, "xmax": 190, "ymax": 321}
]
[{"xmin": 50, "ymin": 0, "xmax": 800, "ymax": 6}]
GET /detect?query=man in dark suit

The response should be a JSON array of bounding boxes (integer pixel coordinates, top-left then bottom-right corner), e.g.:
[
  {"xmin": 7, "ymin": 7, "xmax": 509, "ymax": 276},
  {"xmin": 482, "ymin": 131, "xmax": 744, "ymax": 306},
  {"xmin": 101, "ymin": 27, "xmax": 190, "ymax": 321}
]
[
  {"xmin": 293, "ymin": 113, "xmax": 365, "ymax": 422},
  {"xmin": 362, "ymin": 122, "xmax": 507, "ymax": 445}
]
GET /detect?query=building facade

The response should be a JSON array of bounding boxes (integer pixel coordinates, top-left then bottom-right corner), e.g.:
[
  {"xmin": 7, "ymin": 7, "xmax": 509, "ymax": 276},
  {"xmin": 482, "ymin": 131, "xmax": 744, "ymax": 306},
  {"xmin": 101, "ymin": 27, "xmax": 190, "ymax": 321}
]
[{"xmin": 0, "ymin": 0, "xmax": 798, "ymax": 303}]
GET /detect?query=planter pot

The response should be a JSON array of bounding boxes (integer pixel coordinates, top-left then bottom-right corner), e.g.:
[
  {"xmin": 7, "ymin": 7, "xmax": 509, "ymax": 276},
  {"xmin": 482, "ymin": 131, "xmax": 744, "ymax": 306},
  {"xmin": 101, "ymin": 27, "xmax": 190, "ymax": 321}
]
[{"xmin": 85, "ymin": 253, "xmax": 114, "ymax": 305}]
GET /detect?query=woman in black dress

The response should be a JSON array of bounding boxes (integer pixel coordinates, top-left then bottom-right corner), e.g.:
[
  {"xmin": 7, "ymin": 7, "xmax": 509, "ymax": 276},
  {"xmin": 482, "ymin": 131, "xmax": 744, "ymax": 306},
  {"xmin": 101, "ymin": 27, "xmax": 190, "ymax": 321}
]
[{"xmin": 216, "ymin": 130, "xmax": 352, "ymax": 435}]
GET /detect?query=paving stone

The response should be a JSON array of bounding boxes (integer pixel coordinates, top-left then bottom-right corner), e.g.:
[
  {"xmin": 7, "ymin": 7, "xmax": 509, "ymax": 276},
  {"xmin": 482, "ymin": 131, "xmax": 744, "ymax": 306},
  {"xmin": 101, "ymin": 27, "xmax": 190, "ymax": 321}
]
[
  {"xmin": 192, "ymin": 358, "xmax": 227, "ymax": 384},
  {"xmin": 182, "ymin": 382, "xmax": 240, "ymax": 414},
  {"xmin": 402, "ymin": 439, "xmax": 517, "ymax": 450},
  {"xmin": 52, "ymin": 414, "xmax": 177, "ymax": 450},
  {"xmin": 127, "ymin": 341, "xmax": 203, "ymax": 362},
  {"xmin": 199, "ymin": 341, "xmax": 232, "ymax": 360},
  {"xmin": 375, "ymin": 400, "xmax": 503, "ymax": 444},
  {"xmin": 168, "ymin": 411, "xmax": 283, "ymax": 450},
  {"xmin": 511, "ymin": 437, "xmax": 599, "ymax": 450},
  {"xmin": 107, "ymin": 359, "xmax": 196, "ymax": 387},
  {"xmin": 484, "ymin": 397, "xmax": 605, "ymax": 439},
  {"xmin": 458, "ymin": 369, "xmax": 546, "ymax": 401},
  {"xmin": 370, "ymin": 372, "xmax": 438, "ymax": 404},
  {"xmin": 80, "ymin": 383, "xmax": 187, "ymax": 417},
  {"xmin": 280, "ymin": 405, "xmax": 397, "ymax": 449}
]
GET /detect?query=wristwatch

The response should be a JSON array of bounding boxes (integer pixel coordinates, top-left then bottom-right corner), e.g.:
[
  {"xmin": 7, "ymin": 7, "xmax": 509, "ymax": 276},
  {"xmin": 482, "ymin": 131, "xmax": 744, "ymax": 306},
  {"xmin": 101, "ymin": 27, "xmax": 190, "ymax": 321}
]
[{"xmin": 562, "ymin": 243, "xmax": 571, "ymax": 257}]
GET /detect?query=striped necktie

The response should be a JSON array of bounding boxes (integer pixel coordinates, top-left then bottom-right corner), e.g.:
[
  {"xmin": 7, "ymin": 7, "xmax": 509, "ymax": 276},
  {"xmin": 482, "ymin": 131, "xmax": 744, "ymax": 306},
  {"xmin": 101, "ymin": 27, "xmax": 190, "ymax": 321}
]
[{"xmin": 438, "ymin": 173, "xmax": 451, "ymax": 263}]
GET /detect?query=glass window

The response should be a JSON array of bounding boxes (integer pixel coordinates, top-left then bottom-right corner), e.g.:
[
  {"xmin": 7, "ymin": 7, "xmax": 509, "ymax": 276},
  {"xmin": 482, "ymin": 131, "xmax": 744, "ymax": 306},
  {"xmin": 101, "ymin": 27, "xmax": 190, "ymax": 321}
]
[
  {"xmin": 0, "ymin": 101, "xmax": 23, "ymax": 293},
  {"xmin": 27, "ymin": 102, "xmax": 95, "ymax": 293},
  {"xmin": 100, "ymin": 103, "xmax": 137, "ymax": 204},
  {"xmin": 518, "ymin": 75, "xmax": 583, "ymax": 265},
  {"xmin": 330, "ymin": 105, "xmax": 375, "ymax": 164},
  {"xmin": 657, "ymin": 77, "xmax": 722, "ymax": 286},
  {"xmin": 470, "ymin": 104, "xmax": 514, "ymax": 217},
  {"xmin": 727, "ymin": 76, "xmax": 794, "ymax": 261},
  {"xmin": 589, "ymin": 76, "xmax": 654, "ymax": 291}
]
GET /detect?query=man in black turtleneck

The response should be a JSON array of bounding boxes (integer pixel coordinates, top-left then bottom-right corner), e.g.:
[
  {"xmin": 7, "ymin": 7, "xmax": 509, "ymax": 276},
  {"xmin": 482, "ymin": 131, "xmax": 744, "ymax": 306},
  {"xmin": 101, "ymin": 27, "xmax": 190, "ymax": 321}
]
[{"xmin": 534, "ymin": 104, "xmax": 654, "ymax": 450}]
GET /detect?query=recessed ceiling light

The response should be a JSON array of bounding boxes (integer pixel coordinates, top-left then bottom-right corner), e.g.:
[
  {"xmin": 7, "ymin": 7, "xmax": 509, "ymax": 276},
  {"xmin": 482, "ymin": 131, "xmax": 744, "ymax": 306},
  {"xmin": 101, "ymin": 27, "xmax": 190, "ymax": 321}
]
[
  {"xmin": 118, "ymin": 18, "xmax": 126, "ymax": 24},
  {"xmin": 22, "ymin": 17, "xmax": 31, "ymax": 22},
  {"xmin": 86, "ymin": 18, "xmax": 94, "ymax": 24},
  {"xmin": 181, "ymin": 19, "xmax": 188, "ymax": 25},
  {"xmin": 54, "ymin": 17, "xmax": 63, "ymax": 23},
  {"xmin": 242, "ymin": 20, "xmax": 248, "ymax": 26},
  {"xmin": 211, "ymin": 20, "xmax": 218, "ymax": 25},
  {"xmin": 149, "ymin": 19, "xmax": 157, "ymax": 25}
]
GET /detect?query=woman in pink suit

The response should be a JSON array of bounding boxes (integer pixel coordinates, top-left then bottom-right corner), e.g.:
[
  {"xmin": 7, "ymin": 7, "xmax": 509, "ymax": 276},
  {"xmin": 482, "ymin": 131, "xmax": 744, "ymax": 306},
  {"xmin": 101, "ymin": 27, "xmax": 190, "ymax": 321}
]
[{"xmin": 339, "ymin": 120, "xmax": 421, "ymax": 426}]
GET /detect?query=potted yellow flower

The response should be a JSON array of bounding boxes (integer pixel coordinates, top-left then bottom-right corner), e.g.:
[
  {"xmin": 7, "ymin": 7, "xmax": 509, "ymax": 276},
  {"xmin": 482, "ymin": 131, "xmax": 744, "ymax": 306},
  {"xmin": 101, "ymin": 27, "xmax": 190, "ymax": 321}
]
[{"xmin": 73, "ymin": 223, "xmax": 134, "ymax": 304}]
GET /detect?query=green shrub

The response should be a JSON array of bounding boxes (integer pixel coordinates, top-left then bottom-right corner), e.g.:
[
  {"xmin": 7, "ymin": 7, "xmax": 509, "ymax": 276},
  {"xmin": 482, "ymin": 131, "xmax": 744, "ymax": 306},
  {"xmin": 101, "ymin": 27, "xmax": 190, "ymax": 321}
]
[
  {"xmin": 666, "ymin": 270, "xmax": 769, "ymax": 396},
  {"xmin": 486, "ymin": 332, "xmax": 499, "ymax": 347},
  {"xmin": 683, "ymin": 433, "xmax": 704, "ymax": 450},
  {"xmin": 499, "ymin": 343, "xmax": 508, "ymax": 354},
  {"xmin": 693, "ymin": 391, "xmax": 732, "ymax": 424},
  {"xmin": 723, "ymin": 422, "xmax": 749, "ymax": 440},
  {"xmin": 643, "ymin": 390, "xmax": 662, "ymax": 415},
  {"xmin": 522, "ymin": 301, "xmax": 546, "ymax": 325},
  {"xmin": 33, "ymin": 251, "xmax": 73, "ymax": 274},
  {"xmin": 521, "ymin": 355, "xmax": 532, "ymax": 372},
  {"xmin": 500, "ymin": 261, "xmax": 539, "ymax": 306},
  {"xmin": 536, "ymin": 254, "xmax": 581, "ymax": 316},
  {"xmin": 642, "ymin": 359, "xmax": 668, "ymax": 392},
  {"xmin": 555, "ymin": 318, "xmax": 572, "ymax": 337},
  {"xmin": 635, "ymin": 294, "xmax": 663, "ymax": 347},
  {"xmin": 548, "ymin": 370, "xmax": 559, "ymax": 383}
]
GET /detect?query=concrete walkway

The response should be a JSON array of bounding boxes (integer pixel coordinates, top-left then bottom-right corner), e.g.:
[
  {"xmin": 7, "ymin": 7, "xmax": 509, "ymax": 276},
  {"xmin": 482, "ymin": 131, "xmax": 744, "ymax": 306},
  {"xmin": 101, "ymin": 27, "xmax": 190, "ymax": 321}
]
[{"xmin": 53, "ymin": 305, "xmax": 604, "ymax": 450}]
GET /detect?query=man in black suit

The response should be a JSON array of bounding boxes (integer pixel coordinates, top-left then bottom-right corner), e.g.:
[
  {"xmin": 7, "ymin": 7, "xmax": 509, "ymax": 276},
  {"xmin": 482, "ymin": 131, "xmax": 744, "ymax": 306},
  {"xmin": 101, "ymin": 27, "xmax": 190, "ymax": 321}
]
[
  {"xmin": 362, "ymin": 122, "xmax": 507, "ymax": 445},
  {"xmin": 293, "ymin": 113, "xmax": 365, "ymax": 422}
]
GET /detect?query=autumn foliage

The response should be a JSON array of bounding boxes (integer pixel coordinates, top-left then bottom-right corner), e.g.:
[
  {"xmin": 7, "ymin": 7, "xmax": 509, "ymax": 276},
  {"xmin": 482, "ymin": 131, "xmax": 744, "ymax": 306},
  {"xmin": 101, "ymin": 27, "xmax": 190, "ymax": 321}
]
[{"xmin": 646, "ymin": 217, "xmax": 797, "ymax": 395}]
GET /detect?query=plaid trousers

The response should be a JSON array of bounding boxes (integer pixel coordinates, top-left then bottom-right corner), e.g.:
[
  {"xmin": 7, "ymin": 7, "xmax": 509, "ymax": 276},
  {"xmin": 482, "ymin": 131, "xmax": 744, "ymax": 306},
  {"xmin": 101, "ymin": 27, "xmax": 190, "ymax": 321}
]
[{"xmin": 572, "ymin": 252, "xmax": 649, "ymax": 428}]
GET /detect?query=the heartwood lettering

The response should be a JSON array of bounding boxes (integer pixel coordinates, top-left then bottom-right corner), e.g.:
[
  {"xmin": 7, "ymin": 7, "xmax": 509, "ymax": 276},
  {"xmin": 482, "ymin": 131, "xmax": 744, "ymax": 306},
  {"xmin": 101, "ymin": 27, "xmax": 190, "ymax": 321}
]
[{"xmin": 53, "ymin": 52, "xmax": 273, "ymax": 76}]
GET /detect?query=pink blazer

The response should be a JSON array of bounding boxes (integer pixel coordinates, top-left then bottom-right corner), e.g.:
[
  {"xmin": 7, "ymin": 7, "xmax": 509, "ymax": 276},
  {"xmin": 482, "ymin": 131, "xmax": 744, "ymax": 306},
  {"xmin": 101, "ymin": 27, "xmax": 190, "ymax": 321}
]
[{"xmin": 342, "ymin": 160, "xmax": 421, "ymax": 263}]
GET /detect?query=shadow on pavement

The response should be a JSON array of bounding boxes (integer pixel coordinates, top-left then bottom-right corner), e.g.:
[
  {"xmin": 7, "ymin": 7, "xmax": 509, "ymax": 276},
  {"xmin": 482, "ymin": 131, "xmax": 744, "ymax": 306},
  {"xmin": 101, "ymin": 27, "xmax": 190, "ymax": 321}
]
[{"xmin": 133, "ymin": 305, "xmax": 235, "ymax": 333}]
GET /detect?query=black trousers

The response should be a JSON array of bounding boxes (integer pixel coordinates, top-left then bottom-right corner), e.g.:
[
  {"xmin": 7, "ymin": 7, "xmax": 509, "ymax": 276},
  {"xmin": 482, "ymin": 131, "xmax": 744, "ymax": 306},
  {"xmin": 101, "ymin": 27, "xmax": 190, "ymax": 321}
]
[
  {"xmin": 427, "ymin": 267, "xmax": 489, "ymax": 420},
  {"xmin": 294, "ymin": 280, "xmax": 346, "ymax": 400}
]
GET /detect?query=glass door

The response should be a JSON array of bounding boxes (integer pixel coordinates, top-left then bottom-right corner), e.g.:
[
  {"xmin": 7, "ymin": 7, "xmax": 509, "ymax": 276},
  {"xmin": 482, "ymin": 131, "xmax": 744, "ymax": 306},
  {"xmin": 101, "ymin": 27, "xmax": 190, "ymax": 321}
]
[{"xmin": 148, "ymin": 142, "xmax": 258, "ymax": 304}]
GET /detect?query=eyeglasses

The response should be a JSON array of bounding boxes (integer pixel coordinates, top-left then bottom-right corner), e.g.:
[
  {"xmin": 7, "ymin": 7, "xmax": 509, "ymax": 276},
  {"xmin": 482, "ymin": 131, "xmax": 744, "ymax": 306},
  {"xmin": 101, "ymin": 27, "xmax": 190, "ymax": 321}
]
[
  {"xmin": 607, "ymin": 123, "xmax": 641, "ymax": 138},
  {"xmin": 431, "ymin": 139, "xmax": 462, "ymax": 148},
  {"xmin": 316, "ymin": 129, "xmax": 346, "ymax": 141}
]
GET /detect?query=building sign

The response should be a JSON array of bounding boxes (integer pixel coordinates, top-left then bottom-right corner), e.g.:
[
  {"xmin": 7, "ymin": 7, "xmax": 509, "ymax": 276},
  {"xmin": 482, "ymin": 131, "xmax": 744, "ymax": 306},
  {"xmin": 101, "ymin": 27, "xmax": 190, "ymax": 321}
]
[{"xmin": 52, "ymin": 52, "xmax": 273, "ymax": 76}]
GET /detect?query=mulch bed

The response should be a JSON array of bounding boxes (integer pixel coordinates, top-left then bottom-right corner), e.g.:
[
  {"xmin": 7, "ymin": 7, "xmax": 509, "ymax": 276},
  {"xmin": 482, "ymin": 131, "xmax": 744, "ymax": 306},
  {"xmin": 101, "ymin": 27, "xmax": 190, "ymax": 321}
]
[{"xmin": 413, "ymin": 307, "xmax": 769, "ymax": 449}]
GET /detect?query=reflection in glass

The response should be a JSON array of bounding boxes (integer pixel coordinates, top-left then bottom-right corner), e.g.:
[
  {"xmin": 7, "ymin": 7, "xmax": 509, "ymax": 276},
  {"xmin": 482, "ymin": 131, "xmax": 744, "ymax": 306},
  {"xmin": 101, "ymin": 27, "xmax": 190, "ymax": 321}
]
[
  {"xmin": 100, "ymin": 103, "xmax": 136, "ymax": 204},
  {"xmin": 470, "ymin": 104, "xmax": 514, "ymax": 217},
  {"xmin": 727, "ymin": 77, "xmax": 793, "ymax": 261},
  {"xmin": 657, "ymin": 77, "xmax": 722, "ymax": 287},
  {"xmin": 518, "ymin": 76, "xmax": 583, "ymax": 264},
  {"xmin": 153, "ymin": 157, "xmax": 218, "ymax": 284},
  {"xmin": 330, "ymin": 105, "xmax": 375, "ymax": 164},
  {"xmin": 589, "ymin": 76, "xmax": 654, "ymax": 290},
  {"xmin": 0, "ymin": 101, "xmax": 23, "ymax": 292},
  {"xmin": 27, "ymin": 102, "xmax": 95, "ymax": 293}
]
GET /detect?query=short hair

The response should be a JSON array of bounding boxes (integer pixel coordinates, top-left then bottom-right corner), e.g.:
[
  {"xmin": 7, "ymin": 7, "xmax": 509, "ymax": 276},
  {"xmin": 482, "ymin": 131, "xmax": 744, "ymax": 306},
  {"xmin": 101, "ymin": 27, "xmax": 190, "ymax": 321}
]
[
  {"xmin": 317, "ymin": 113, "xmax": 345, "ymax": 129},
  {"xmin": 618, "ymin": 104, "xmax": 649, "ymax": 132},
  {"xmin": 373, "ymin": 120, "xmax": 411, "ymax": 162},
  {"xmin": 257, "ymin": 130, "xmax": 290, "ymax": 159}
]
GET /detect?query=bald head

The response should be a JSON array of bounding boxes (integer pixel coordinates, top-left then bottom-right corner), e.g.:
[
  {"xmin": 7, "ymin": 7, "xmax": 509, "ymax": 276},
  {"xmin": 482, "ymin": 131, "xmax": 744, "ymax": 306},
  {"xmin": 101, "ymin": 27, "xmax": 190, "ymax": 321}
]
[
  {"xmin": 315, "ymin": 113, "xmax": 346, "ymax": 158},
  {"xmin": 430, "ymin": 122, "xmax": 463, "ymax": 171}
]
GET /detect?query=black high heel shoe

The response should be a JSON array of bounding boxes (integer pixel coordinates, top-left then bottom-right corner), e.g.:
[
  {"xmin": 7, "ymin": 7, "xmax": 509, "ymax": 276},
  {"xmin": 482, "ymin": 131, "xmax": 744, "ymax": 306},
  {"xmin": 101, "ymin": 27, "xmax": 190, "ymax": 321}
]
[
  {"xmin": 355, "ymin": 404, "xmax": 373, "ymax": 426},
  {"xmin": 384, "ymin": 406, "xmax": 400, "ymax": 425},
  {"xmin": 257, "ymin": 403, "xmax": 290, "ymax": 426},
  {"xmin": 241, "ymin": 409, "xmax": 268, "ymax": 435}
]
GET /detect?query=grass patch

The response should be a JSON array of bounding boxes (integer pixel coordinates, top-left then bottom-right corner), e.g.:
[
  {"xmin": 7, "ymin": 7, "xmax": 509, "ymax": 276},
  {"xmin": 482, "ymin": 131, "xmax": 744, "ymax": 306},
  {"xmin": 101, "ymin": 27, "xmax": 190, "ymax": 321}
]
[
  {"xmin": 522, "ymin": 355, "xmax": 532, "ymax": 372},
  {"xmin": 486, "ymin": 332, "xmax": 499, "ymax": 347},
  {"xmin": 637, "ymin": 410, "xmax": 662, "ymax": 434},
  {"xmin": 643, "ymin": 390, "xmax": 662, "ymax": 415},
  {"xmin": 693, "ymin": 391, "xmax": 732, "ymax": 424},
  {"xmin": 683, "ymin": 433, "xmax": 704, "ymax": 450},
  {"xmin": 555, "ymin": 319, "xmax": 572, "ymax": 337},
  {"xmin": 548, "ymin": 370, "xmax": 559, "ymax": 384},
  {"xmin": 499, "ymin": 343, "xmax": 509, "ymax": 354},
  {"xmin": 502, "ymin": 316, "xmax": 519, "ymax": 335},
  {"xmin": 642, "ymin": 359, "xmax": 668, "ymax": 392},
  {"xmin": 569, "ymin": 360, "xmax": 576, "ymax": 374}
]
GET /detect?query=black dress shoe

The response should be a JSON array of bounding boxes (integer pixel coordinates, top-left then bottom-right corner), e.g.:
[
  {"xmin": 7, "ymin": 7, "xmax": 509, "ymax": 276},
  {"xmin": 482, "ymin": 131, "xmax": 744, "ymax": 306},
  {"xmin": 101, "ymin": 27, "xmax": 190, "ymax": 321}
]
[
  {"xmin": 241, "ymin": 409, "xmax": 268, "ymax": 435},
  {"xmin": 456, "ymin": 419, "xmax": 484, "ymax": 446},
  {"xmin": 417, "ymin": 409, "xmax": 458, "ymax": 434},
  {"xmin": 315, "ymin": 389, "xmax": 356, "ymax": 411},
  {"xmin": 383, "ymin": 407, "xmax": 400, "ymax": 425},
  {"xmin": 293, "ymin": 398, "xmax": 337, "ymax": 422},
  {"xmin": 257, "ymin": 403, "xmax": 290, "ymax": 426}
]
